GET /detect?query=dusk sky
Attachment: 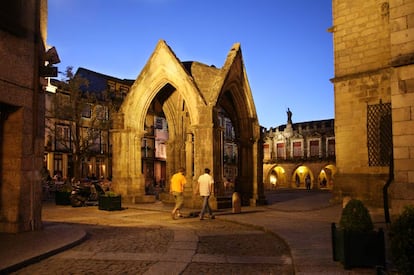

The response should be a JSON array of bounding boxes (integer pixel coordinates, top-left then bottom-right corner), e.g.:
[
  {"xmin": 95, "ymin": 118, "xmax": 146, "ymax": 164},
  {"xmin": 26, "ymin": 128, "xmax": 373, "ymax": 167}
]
[{"xmin": 48, "ymin": 0, "xmax": 334, "ymax": 129}]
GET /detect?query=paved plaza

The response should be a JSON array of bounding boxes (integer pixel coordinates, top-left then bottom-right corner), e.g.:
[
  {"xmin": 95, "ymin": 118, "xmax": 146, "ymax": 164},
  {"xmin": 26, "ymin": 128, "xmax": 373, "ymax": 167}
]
[{"xmin": 0, "ymin": 189, "xmax": 388, "ymax": 274}]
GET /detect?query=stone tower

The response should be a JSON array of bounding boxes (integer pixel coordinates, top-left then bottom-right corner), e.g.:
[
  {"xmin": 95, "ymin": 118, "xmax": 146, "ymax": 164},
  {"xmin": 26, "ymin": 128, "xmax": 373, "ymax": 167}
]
[
  {"xmin": 111, "ymin": 40, "xmax": 264, "ymax": 207},
  {"xmin": 331, "ymin": 0, "xmax": 414, "ymax": 213}
]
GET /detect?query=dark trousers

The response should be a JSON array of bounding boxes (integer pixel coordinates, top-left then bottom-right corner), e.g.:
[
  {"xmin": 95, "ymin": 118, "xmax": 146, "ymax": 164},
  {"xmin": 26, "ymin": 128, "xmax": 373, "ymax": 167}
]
[{"xmin": 200, "ymin": 195, "xmax": 212, "ymax": 217}]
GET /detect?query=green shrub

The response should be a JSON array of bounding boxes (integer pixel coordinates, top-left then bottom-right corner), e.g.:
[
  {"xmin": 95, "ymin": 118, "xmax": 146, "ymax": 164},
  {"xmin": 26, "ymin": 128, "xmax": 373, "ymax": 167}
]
[
  {"xmin": 56, "ymin": 184, "xmax": 72, "ymax": 192},
  {"xmin": 339, "ymin": 199, "xmax": 373, "ymax": 232},
  {"xmin": 103, "ymin": 191, "xmax": 119, "ymax": 197},
  {"xmin": 389, "ymin": 205, "xmax": 414, "ymax": 275}
]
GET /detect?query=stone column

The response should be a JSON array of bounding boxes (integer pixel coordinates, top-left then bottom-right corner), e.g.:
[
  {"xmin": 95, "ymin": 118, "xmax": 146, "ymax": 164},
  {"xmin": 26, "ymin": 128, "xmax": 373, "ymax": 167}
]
[
  {"xmin": 192, "ymin": 124, "xmax": 215, "ymax": 209},
  {"xmin": 184, "ymin": 132, "xmax": 195, "ymax": 207},
  {"xmin": 185, "ymin": 132, "xmax": 194, "ymax": 179},
  {"xmin": 214, "ymin": 125, "xmax": 224, "ymax": 196},
  {"xmin": 111, "ymin": 111, "xmax": 146, "ymax": 203}
]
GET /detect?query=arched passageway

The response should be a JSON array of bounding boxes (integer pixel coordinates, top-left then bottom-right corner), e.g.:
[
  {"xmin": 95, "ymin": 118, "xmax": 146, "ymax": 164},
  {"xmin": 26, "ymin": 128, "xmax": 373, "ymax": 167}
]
[
  {"xmin": 318, "ymin": 164, "xmax": 337, "ymax": 189},
  {"xmin": 263, "ymin": 162, "xmax": 337, "ymax": 191},
  {"xmin": 292, "ymin": 165, "xmax": 314, "ymax": 189},
  {"xmin": 111, "ymin": 40, "xmax": 263, "ymax": 207},
  {"xmin": 263, "ymin": 165, "xmax": 286, "ymax": 190}
]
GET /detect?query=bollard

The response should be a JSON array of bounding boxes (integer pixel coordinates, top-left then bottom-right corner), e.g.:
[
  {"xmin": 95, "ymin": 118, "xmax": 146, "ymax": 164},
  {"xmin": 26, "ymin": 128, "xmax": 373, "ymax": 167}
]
[
  {"xmin": 232, "ymin": 192, "xmax": 241, "ymax": 213},
  {"xmin": 342, "ymin": 196, "xmax": 351, "ymax": 208}
]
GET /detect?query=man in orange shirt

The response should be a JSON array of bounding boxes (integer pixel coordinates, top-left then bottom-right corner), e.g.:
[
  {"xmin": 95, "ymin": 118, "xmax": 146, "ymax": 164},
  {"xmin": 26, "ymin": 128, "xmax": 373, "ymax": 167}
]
[{"xmin": 170, "ymin": 167, "xmax": 186, "ymax": 219}]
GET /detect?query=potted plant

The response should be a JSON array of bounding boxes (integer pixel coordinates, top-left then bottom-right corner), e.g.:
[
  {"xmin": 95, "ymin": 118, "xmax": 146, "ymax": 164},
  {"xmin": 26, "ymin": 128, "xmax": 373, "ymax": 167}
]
[
  {"xmin": 98, "ymin": 191, "xmax": 122, "ymax": 211},
  {"xmin": 55, "ymin": 184, "xmax": 72, "ymax": 205},
  {"xmin": 331, "ymin": 199, "xmax": 385, "ymax": 269},
  {"xmin": 389, "ymin": 205, "xmax": 414, "ymax": 275}
]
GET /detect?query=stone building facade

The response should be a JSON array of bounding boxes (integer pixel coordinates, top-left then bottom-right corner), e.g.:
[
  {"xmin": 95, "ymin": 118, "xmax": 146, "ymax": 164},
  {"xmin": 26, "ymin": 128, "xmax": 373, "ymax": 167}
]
[
  {"xmin": 111, "ymin": 40, "xmax": 264, "ymax": 208},
  {"xmin": 263, "ymin": 114, "xmax": 336, "ymax": 191},
  {"xmin": 0, "ymin": 0, "xmax": 54, "ymax": 233},
  {"xmin": 44, "ymin": 68, "xmax": 133, "ymax": 181},
  {"xmin": 331, "ymin": 0, "xmax": 414, "ymax": 212}
]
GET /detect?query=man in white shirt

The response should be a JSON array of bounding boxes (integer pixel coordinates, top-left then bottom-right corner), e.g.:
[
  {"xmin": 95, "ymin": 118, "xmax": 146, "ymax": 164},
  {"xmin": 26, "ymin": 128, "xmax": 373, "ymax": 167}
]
[{"xmin": 196, "ymin": 168, "xmax": 215, "ymax": 220}]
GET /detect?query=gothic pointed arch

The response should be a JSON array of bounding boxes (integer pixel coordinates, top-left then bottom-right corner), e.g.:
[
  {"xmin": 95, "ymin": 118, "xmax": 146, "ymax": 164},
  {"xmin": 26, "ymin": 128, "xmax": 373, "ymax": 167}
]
[
  {"xmin": 121, "ymin": 40, "xmax": 208, "ymax": 131},
  {"xmin": 213, "ymin": 44, "xmax": 262, "ymax": 205},
  {"xmin": 111, "ymin": 40, "xmax": 263, "ymax": 207}
]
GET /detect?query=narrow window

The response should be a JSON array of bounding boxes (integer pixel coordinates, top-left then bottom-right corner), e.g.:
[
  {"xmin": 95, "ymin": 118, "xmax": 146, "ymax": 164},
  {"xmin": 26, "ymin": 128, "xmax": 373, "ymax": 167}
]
[
  {"xmin": 327, "ymin": 138, "xmax": 335, "ymax": 157},
  {"xmin": 367, "ymin": 102, "xmax": 392, "ymax": 166},
  {"xmin": 277, "ymin": 143, "xmax": 285, "ymax": 159},
  {"xmin": 293, "ymin": 141, "xmax": 302, "ymax": 158},
  {"xmin": 309, "ymin": 140, "xmax": 320, "ymax": 157}
]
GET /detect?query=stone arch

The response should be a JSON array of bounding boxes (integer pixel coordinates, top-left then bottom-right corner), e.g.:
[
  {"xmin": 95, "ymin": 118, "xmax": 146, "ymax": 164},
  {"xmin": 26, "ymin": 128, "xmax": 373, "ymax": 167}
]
[
  {"xmin": 216, "ymin": 82, "xmax": 261, "ymax": 205},
  {"xmin": 318, "ymin": 163, "xmax": 337, "ymax": 189},
  {"xmin": 112, "ymin": 40, "xmax": 263, "ymax": 206},
  {"xmin": 291, "ymin": 165, "xmax": 315, "ymax": 189},
  {"xmin": 263, "ymin": 164, "xmax": 287, "ymax": 190},
  {"xmin": 113, "ymin": 79, "xmax": 201, "ymax": 202},
  {"xmin": 123, "ymin": 78, "xmax": 200, "ymax": 133}
]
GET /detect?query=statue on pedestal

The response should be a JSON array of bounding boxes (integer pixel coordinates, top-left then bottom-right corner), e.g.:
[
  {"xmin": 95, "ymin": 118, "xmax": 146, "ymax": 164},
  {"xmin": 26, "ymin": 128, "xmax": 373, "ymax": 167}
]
[{"xmin": 287, "ymin": 108, "xmax": 292, "ymax": 124}]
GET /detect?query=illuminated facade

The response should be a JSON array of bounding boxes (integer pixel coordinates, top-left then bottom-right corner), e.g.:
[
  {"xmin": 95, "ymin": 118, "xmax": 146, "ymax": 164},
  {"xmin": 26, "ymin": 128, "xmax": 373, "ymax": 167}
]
[
  {"xmin": 44, "ymin": 68, "xmax": 134, "ymax": 180},
  {"xmin": 331, "ymin": 0, "xmax": 414, "ymax": 211},
  {"xmin": 111, "ymin": 40, "xmax": 264, "ymax": 207},
  {"xmin": 263, "ymin": 115, "xmax": 336, "ymax": 190}
]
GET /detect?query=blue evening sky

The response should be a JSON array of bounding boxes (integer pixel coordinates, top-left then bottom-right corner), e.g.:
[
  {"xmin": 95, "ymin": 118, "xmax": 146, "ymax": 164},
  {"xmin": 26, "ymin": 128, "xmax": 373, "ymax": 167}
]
[{"xmin": 48, "ymin": 0, "xmax": 334, "ymax": 129}]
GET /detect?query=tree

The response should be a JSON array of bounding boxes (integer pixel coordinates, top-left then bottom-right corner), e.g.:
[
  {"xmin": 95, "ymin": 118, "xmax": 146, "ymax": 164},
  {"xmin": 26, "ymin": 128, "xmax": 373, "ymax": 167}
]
[{"xmin": 45, "ymin": 66, "xmax": 113, "ymax": 180}]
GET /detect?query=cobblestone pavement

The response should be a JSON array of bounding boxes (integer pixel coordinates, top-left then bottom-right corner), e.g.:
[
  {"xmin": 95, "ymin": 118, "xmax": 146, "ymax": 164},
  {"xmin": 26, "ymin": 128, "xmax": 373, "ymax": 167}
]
[{"xmin": 11, "ymin": 205, "xmax": 294, "ymax": 274}]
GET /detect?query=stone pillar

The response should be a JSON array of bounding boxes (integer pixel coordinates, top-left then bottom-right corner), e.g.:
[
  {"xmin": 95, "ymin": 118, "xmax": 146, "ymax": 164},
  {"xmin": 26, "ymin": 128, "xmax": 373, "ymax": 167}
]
[
  {"xmin": 250, "ymin": 139, "xmax": 259, "ymax": 206},
  {"xmin": 191, "ymin": 124, "xmax": 215, "ymax": 209},
  {"xmin": 111, "ymin": 111, "xmax": 146, "ymax": 203},
  {"xmin": 184, "ymin": 132, "xmax": 194, "ymax": 207},
  {"xmin": 185, "ymin": 132, "xmax": 193, "ymax": 180},
  {"xmin": 214, "ymin": 126, "xmax": 225, "ymax": 196}
]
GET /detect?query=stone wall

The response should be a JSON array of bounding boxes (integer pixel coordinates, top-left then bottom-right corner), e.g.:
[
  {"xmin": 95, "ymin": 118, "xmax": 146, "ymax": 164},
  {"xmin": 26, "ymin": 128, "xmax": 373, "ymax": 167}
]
[
  {"xmin": 0, "ymin": 0, "xmax": 46, "ymax": 233},
  {"xmin": 332, "ymin": 0, "xmax": 414, "ymax": 211},
  {"xmin": 333, "ymin": 0, "xmax": 391, "ymax": 77},
  {"xmin": 112, "ymin": 41, "xmax": 263, "ymax": 207},
  {"xmin": 332, "ymin": 0, "xmax": 391, "ymax": 205},
  {"xmin": 388, "ymin": 0, "xmax": 414, "ymax": 214}
]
